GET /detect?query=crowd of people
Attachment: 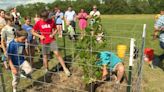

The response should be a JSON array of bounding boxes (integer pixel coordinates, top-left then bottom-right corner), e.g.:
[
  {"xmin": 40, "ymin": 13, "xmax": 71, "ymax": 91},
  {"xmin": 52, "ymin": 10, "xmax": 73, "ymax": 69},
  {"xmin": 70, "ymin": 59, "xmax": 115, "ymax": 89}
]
[{"xmin": 0, "ymin": 5, "xmax": 126, "ymax": 92}]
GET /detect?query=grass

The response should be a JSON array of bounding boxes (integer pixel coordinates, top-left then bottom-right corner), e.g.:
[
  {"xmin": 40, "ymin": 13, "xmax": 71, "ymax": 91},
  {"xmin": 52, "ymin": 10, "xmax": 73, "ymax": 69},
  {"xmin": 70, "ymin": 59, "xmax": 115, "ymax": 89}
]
[{"xmin": 0, "ymin": 14, "xmax": 164, "ymax": 92}]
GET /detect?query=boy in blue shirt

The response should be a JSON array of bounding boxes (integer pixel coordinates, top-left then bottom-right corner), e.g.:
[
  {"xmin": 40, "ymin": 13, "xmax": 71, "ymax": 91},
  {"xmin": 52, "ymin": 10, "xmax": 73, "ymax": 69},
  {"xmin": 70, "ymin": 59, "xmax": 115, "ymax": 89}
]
[
  {"xmin": 96, "ymin": 51, "xmax": 125, "ymax": 84},
  {"xmin": 7, "ymin": 30, "xmax": 32, "ymax": 92}
]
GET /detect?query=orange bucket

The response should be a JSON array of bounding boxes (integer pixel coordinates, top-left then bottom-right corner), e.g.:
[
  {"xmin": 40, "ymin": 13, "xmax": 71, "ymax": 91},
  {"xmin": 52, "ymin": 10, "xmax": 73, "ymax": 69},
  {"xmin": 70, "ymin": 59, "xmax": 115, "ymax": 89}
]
[{"xmin": 117, "ymin": 45, "xmax": 127, "ymax": 58}]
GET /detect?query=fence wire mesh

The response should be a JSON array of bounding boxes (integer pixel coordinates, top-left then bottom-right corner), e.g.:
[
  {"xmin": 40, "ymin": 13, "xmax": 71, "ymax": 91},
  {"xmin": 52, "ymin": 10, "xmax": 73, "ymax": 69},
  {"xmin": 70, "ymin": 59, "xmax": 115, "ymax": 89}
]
[{"xmin": 0, "ymin": 22, "xmax": 146, "ymax": 92}]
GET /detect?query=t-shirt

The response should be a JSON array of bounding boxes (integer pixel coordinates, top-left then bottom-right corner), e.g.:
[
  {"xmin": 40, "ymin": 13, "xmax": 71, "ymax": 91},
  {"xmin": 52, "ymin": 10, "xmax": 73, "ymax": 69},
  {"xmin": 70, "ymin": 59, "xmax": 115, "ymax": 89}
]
[
  {"xmin": 89, "ymin": 11, "xmax": 100, "ymax": 17},
  {"xmin": 33, "ymin": 19, "xmax": 56, "ymax": 44},
  {"xmin": 22, "ymin": 24, "xmax": 33, "ymax": 42},
  {"xmin": 55, "ymin": 12, "xmax": 64, "ymax": 24},
  {"xmin": 155, "ymin": 15, "xmax": 164, "ymax": 29},
  {"xmin": 1, "ymin": 25, "xmax": 15, "ymax": 46},
  {"xmin": 96, "ymin": 51, "xmax": 122, "ymax": 70},
  {"xmin": 65, "ymin": 10, "xmax": 76, "ymax": 21},
  {"xmin": 159, "ymin": 31, "xmax": 164, "ymax": 43},
  {"xmin": 7, "ymin": 40, "xmax": 25, "ymax": 66}
]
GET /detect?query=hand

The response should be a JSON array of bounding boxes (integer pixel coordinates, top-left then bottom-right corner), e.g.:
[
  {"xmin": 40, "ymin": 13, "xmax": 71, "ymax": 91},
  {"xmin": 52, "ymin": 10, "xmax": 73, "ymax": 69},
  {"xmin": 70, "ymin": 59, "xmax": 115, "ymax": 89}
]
[
  {"xmin": 4, "ymin": 51, "xmax": 7, "ymax": 57},
  {"xmin": 11, "ymin": 68, "xmax": 17, "ymax": 75},
  {"xmin": 39, "ymin": 35, "xmax": 45, "ymax": 40},
  {"xmin": 49, "ymin": 34, "xmax": 54, "ymax": 38},
  {"xmin": 102, "ymin": 76, "xmax": 106, "ymax": 81},
  {"xmin": 153, "ymin": 34, "xmax": 158, "ymax": 40}
]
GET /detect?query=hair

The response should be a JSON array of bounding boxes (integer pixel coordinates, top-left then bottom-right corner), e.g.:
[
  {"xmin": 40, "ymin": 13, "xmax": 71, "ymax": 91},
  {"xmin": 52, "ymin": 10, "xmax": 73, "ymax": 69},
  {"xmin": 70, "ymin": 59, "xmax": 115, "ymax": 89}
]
[
  {"xmin": 24, "ymin": 16, "xmax": 31, "ymax": 20},
  {"xmin": 40, "ymin": 10, "xmax": 49, "ymax": 19},
  {"xmin": 0, "ymin": 9, "xmax": 5, "ymax": 13},
  {"xmin": 5, "ymin": 15, "xmax": 13, "ymax": 22},
  {"xmin": 14, "ymin": 30, "xmax": 28, "ymax": 38}
]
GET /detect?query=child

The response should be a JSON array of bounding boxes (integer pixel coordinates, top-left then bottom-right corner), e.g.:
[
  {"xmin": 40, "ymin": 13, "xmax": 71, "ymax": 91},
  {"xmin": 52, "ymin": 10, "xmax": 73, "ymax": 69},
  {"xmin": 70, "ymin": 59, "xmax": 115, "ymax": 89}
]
[
  {"xmin": 31, "ymin": 10, "xmax": 70, "ymax": 76},
  {"xmin": 22, "ymin": 17, "xmax": 35, "ymax": 66},
  {"xmin": 96, "ymin": 51, "xmax": 125, "ymax": 84},
  {"xmin": 1, "ymin": 16, "xmax": 16, "ymax": 70},
  {"xmin": 67, "ymin": 24, "xmax": 75, "ymax": 40},
  {"xmin": 55, "ymin": 8, "xmax": 64, "ymax": 38},
  {"xmin": 77, "ymin": 9, "xmax": 88, "ymax": 39},
  {"xmin": 7, "ymin": 30, "xmax": 32, "ymax": 92}
]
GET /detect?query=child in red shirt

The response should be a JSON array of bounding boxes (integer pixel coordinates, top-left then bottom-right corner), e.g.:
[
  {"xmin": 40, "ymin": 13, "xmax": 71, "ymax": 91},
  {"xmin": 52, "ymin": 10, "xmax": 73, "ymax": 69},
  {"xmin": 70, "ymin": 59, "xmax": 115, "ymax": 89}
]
[{"xmin": 31, "ymin": 10, "xmax": 70, "ymax": 76}]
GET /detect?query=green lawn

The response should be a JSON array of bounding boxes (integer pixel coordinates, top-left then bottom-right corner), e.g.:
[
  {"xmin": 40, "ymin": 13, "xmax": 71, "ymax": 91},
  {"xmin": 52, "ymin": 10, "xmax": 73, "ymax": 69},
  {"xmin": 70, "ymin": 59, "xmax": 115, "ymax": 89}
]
[{"xmin": 0, "ymin": 14, "xmax": 164, "ymax": 92}]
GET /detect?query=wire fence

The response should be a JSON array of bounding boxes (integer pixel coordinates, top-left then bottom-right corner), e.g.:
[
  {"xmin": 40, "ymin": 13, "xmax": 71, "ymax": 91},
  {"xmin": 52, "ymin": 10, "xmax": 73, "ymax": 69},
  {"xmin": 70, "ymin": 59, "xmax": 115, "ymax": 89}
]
[{"xmin": 0, "ymin": 22, "xmax": 146, "ymax": 92}]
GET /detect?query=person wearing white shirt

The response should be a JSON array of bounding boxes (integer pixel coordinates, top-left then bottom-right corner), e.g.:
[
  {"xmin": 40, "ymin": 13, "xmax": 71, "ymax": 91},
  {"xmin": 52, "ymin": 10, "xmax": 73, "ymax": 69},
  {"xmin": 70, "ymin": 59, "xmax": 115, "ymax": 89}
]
[
  {"xmin": 89, "ymin": 5, "xmax": 101, "ymax": 18},
  {"xmin": 11, "ymin": 7, "xmax": 21, "ymax": 30},
  {"xmin": 89, "ymin": 5, "xmax": 101, "ymax": 27},
  {"xmin": 65, "ymin": 6, "xmax": 76, "ymax": 31}
]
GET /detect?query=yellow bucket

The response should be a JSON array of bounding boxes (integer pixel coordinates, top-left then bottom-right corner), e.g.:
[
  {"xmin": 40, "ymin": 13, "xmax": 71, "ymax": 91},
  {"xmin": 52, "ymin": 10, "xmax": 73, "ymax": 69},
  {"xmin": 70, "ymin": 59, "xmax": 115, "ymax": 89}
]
[{"xmin": 117, "ymin": 45, "xmax": 127, "ymax": 58}]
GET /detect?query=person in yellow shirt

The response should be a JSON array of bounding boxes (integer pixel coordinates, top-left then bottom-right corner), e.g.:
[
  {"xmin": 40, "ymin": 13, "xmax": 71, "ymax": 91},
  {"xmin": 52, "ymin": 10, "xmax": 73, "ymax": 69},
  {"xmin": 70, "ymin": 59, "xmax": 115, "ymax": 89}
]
[{"xmin": 155, "ymin": 10, "xmax": 164, "ymax": 21}]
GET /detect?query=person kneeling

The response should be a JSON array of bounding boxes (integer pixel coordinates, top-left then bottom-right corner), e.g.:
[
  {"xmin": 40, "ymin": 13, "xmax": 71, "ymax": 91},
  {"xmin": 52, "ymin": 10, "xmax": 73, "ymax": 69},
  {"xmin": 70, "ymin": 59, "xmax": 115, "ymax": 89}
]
[
  {"xmin": 96, "ymin": 51, "xmax": 125, "ymax": 84},
  {"xmin": 7, "ymin": 30, "xmax": 33, "ymax": 92}
]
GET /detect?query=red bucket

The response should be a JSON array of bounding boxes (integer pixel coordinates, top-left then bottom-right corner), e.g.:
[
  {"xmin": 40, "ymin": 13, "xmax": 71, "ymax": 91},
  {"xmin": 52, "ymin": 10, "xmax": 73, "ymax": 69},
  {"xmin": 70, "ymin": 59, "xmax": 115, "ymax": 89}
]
[{"xmin": 144, "ymin": 48, "xmax": 154, "ymax": 62}]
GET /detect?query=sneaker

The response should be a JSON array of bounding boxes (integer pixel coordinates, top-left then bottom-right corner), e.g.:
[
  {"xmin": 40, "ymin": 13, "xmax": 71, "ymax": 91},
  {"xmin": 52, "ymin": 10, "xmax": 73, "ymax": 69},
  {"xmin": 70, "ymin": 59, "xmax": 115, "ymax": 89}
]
[
  {"xmin": 63, "ymin": 68, "xmax": 71, "ymax": 77},
  {"xmin": 20, "ymin": 73, "xmax": 27, "ymax": 78},
  {"xmin": 149, "ymin": 63, "xmax": 154, "ymax": 69}
]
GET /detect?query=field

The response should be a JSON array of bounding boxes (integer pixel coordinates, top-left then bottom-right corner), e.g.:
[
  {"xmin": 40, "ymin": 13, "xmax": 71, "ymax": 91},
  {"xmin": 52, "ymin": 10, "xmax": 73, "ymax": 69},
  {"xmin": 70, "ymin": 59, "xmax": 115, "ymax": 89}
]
[{"xmin": 0, "ymin": 14, "xmax": 164, "ymax": 92}]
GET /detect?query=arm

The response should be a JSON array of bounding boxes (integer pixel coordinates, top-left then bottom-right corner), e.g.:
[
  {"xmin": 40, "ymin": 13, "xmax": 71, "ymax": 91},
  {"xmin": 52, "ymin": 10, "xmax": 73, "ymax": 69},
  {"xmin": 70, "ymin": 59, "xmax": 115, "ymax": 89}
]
[
  {"xmin": 1, "ymin": 38, "xmax": 6, "ymax": 55},
  {"xmin": 73, "ymin": 12, "xmax": 76, "ymax": 21},
  {"xmin": 1, "ymin": 30, "xmax": 7, "ymax": 56},
  {"xmin": 50, "ymin": 29, "xmax": 58, "ymax": 38},
  {"xmin": 8, "ymin": 56, "xmax": 17, "ymax": 75},
  {"xmin": 153, "ymin": 28, "xmax": 159, "ymax": 39},
  {"xmin": 31, "ymin": 29, "xmax": 45, "ymax": 40},
  {"xmin": 102, "ymin": 65, "xmax": 108, "ymax": 81}
]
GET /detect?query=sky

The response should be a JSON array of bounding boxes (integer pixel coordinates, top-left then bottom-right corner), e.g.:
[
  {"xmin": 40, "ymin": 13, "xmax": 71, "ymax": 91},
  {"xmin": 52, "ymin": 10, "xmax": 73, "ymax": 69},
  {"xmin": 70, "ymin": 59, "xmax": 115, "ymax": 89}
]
[{"xmin": 0, "ymin": 0, "xmax": 55, "ymax": 10}]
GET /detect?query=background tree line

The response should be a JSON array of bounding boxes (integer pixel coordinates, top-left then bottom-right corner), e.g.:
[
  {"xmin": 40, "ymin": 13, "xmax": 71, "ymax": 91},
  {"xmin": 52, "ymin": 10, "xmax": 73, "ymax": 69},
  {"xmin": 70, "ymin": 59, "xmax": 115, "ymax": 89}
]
[{"xmin": 8, "ymin": 0, "xmax": 164, "ymax": 17}]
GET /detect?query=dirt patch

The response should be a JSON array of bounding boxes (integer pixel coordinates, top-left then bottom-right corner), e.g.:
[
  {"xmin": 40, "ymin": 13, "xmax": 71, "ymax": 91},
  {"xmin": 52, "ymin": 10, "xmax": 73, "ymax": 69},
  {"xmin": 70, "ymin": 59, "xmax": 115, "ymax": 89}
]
[{"xmin": 26, "ymin": 67, "xmax": 128, "ymax": 92}]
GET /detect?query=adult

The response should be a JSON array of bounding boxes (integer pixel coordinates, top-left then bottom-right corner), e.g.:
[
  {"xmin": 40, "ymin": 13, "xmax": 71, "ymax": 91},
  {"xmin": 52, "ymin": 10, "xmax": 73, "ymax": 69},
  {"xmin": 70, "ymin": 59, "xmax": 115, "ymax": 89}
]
[
  {"xmin": 0, "ymin": 9, "xmax": 6, "ymax": 31},
  {"xmin": 153, "ymin": 14, "xmax": 164, "ymax": 49},
  {"xmin": 55, "ymin": 8, "xmax": 64, "ymax": 38},
  {"xmin": 77, "ymin": 9, "xmax": 88, "ymax": 39},
  {"xmin": 11, "ymin": 7, "xmax": 21, "ymax": 30},
  {"xmin": 89, "ymin": 5, "xmax": 101, "ymax": 26},
  {"xmin": 65, "ymin": 6, "xmax": 76, "ymax": 31}
]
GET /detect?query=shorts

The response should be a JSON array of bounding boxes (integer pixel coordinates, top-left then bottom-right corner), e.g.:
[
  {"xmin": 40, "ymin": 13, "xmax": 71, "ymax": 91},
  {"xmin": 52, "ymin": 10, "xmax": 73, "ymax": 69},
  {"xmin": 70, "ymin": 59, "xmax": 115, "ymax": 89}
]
[
  {"xmin": 70, "ymin": 21, "xmax": 76, "ymax": 30},
  {"xmin": 42, "ymin": 41, "xmax": 58, "ymax": 55},
  {"xmin": 112, "ymin": 62, "xmax": 122, "ymax": 71},
  {"xmin": 56, "ymin": 24, "xmax": 62, "ymax": 25}
]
